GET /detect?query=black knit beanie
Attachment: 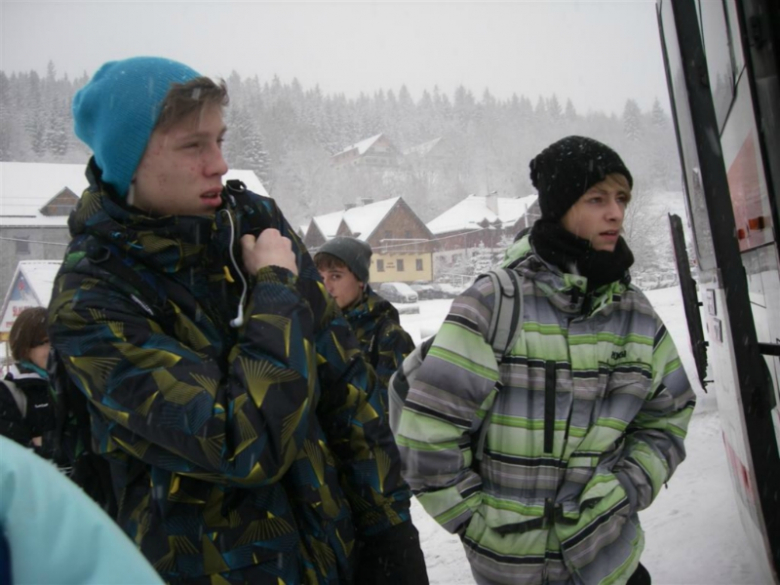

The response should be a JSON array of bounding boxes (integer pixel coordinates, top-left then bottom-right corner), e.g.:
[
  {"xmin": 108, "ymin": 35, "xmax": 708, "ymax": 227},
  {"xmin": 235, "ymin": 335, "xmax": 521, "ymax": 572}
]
[
  {"xmin": 316, "ymin": 237, "xmax": 373, "ymax": 283},
  {"xmin": 530, "ymin": 136, "xmax": 633, "ymax": 221}
]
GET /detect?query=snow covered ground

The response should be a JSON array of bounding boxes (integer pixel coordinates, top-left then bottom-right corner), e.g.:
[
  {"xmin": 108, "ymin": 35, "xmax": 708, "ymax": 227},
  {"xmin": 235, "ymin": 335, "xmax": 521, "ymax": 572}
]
[{"xmin": 399, "ymin": 286, "xmax": 767, "ymax": 585}]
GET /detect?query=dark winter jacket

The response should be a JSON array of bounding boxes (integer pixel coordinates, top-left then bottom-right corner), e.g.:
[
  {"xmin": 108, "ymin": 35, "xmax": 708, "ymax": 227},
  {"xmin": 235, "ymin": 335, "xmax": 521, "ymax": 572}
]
[
  {"xmin": 342, "ymin": 287, "xmax": 415, "ymax": 406},
  {"xmin": 47, "ymin": 166, "xmax": 415, "ymax": 584},
  {"xmin": 0, "ymin": 365, "xmax": 55, "ymax": 452},
  {"xmin": 341, "ymin": 288, "xmax": 428, "ymax": 584}
]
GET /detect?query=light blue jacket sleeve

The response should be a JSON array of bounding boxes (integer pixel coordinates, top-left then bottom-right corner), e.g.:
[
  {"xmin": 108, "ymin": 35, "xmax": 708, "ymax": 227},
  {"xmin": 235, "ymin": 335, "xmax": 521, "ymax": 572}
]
[{"xmin": 0, "ymin": 437, "xmax": 162, "ymax": 584}]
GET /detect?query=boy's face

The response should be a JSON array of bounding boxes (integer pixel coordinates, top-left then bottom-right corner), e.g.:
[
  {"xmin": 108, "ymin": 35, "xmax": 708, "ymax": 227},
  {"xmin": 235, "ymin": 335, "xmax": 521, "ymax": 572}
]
[
  {"xmin": 560, "ymin": 176, "xmax": 630, "ymax": 252},
  {"xmin": 319, "ymin": 266, "xmax": 364, "ymax": 309},
  {"xmin": 28, "ymin": 339, "xmax": 51, "ymax": 371},
  {"xmin": 132, "ymin": 103, "xmax": 228, "ymax": 216}
]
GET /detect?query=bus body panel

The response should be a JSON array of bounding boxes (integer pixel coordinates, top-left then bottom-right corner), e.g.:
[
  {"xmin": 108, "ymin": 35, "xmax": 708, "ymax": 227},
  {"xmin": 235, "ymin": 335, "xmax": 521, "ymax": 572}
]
[{"xmin": 658, "ymin": 0, "xmax": 780, "ymax": 580}]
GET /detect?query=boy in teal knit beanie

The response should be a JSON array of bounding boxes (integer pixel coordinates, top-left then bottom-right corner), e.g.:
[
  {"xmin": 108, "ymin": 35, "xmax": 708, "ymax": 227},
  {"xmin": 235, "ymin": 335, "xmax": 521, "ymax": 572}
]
[
  {"xmin": 73, "ymin": 56, "xmax": 236, "ymax": 216},
  {"xmin": 56, "ymin": 55, "xmax": 429, "ymax": 584},
  {"xmin": 72, "ymin": 56, "xmax": 201, "ymax": 199}
]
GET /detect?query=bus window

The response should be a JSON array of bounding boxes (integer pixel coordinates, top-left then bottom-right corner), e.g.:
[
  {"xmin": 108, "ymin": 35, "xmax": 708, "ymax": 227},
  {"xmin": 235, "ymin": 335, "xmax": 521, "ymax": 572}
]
[
  {"xmin": 659, "ymin": 2, "xmax": 718, "ymax": 273},
  {"xmin": 698, "ymin": 0, "xmax": 739, "ymax": 131}
]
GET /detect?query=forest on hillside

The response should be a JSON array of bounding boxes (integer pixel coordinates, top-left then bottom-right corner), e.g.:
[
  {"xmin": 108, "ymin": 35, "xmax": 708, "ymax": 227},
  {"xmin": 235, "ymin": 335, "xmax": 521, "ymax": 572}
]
[{"xmin": 0, "ymin": 61, "xmax": 681, "ymax": 229}]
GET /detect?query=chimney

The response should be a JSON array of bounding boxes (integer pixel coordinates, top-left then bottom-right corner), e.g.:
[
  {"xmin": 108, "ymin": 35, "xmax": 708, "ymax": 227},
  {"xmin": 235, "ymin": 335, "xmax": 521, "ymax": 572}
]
[
  {"xmin": 361, "ymin": 197, "xmax": 375, "ymax": 206},
  {"xmin": 345, "ymin": 203, "xmax": 357, "ymax": 210},
  {"xmin": 486, "ymin": 191, "xmax": 499, "ymax": 215}
]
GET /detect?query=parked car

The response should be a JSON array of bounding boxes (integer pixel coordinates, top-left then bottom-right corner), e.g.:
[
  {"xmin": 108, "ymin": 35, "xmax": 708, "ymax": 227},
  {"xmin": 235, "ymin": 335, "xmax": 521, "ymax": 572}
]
[
  {"xmin": 378, "ymin": 282, "xmax": 419, "ymax": 304},
  {"xmin": 410, "ymin": 282, "xmax": 464, "ymax": 300},
  {"xmin": 410, "ymin": 283, "xmax": 440, "ymax": 300},
  {"xmin": 434, "ymin": 283, "xmax": 465, "ymax": 298}
]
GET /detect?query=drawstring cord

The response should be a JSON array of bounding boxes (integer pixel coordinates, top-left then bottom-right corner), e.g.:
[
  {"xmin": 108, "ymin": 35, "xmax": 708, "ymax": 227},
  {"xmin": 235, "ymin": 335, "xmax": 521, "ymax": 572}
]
[{"xmin": 222, "ymin": 208, "xmax": 248, "ymax": 328}]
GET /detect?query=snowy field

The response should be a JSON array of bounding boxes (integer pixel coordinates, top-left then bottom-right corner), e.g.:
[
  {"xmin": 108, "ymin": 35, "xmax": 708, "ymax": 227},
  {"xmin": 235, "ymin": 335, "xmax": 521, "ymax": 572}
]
[{"xmin": 399, "ymin": 286, "xmax": 766, "ymax": 585}]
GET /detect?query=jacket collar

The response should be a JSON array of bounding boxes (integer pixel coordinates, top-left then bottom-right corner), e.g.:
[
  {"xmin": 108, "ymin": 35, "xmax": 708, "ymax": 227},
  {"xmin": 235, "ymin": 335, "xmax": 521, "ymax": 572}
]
[
  {"xmin": 343, "ymin": 286, "xmax": 401, "ymax": 326},
  {"xmin": 70, "ymin": 159, "xmax": 229, "ymax": 275},
  {"xmin": 502, "ymin": 235, "xmax": 629, "ymax": 317}
]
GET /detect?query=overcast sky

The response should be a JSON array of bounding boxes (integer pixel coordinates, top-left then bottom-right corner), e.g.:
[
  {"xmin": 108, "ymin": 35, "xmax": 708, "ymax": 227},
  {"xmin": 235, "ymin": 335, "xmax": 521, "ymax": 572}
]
[{"xmin": 1, "ymin": 1, "xmax": 667, "ymax": 116}]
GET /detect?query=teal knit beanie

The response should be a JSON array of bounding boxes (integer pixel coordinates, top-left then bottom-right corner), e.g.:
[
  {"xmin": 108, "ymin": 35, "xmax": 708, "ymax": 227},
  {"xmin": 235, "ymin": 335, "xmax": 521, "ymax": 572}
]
[{"xmin": 73, "ymin": 56, "xmax": 201, "ymax": 197}]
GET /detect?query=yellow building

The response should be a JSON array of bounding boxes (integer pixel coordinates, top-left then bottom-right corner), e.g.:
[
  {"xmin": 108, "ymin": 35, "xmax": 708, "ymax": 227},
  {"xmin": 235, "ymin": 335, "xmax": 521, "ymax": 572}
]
[{"xmin": 304, "ymin": 197, "xmax": 434, "ymax": 284}]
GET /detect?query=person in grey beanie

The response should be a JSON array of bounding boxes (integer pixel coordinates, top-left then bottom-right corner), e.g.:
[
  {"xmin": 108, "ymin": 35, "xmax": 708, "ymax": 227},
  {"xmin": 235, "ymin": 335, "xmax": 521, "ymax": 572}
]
[
  {"xmin": 314, "ymin": 237, "xmax": 416, "ymax": 404},
  {"xmin": 313, "ymin": 236, "xmax": 425, "ymax": 583},
  {"xmin": 396, "ymin": 135, "xmax": 695, "ymax": 585},
  {"xmin": 47, "ymin": 56, "xmax": 426, "ymax": 585}
]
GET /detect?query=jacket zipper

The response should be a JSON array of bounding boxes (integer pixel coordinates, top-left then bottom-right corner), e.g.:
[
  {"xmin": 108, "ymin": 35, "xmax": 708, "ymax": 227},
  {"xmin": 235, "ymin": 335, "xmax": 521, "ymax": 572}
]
[{"xmin": 544, "ymin": 360, "xmax": 556, "ymax": 454}]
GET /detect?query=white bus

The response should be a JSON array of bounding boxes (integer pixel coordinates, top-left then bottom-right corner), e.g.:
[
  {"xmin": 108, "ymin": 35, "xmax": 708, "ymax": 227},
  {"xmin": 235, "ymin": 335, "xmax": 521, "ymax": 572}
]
[{"xmin": 657, "ymin": 0, "xmax": 779, "ymax": 581}]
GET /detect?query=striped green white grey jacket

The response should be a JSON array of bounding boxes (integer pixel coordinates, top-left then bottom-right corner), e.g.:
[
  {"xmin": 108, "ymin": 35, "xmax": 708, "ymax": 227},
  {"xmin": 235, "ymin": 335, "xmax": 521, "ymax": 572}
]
[{"xmin": 396, "ymin": 237, "xmax": 696, "ymax": 585}]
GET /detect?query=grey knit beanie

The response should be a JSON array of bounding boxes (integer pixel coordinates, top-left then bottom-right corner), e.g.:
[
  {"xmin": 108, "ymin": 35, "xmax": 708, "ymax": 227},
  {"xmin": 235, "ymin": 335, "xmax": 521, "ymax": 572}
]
[{"xmin": 316, "ymin": 237, "xmax": 373, "ymax": 283}]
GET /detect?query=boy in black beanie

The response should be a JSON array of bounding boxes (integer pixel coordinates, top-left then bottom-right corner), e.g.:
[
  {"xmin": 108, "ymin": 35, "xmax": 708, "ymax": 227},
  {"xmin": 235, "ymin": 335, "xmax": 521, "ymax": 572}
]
[
  {"xmin": 528, "ymin": 135, "xmax": 636, "ymax": 291},
  {"xmin": 396, "ymin": 135, "xmax": 694, "ymax": 585}
]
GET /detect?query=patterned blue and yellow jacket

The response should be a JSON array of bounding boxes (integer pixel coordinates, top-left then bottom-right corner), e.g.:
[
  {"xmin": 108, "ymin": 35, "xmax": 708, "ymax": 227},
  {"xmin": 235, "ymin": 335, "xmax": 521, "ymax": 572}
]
[
  {"xmin": 342, "ymin": 288, "xmax": 415, "ymax": 409},
  {"xmin": 48, "ymin": 170, "xmax": 413, "ymax": 584}
]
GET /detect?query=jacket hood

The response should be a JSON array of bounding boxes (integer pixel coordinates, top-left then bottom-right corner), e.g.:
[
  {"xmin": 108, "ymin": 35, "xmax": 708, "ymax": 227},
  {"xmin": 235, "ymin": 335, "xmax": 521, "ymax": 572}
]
[{"xmin": 501, "ymin": 234, "xmax": 630, "ymax": 317}]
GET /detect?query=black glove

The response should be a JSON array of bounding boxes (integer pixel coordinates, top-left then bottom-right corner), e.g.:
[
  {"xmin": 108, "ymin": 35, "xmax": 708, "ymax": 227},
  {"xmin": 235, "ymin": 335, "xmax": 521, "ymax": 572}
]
[{"xmin": 354, "ymin": 520, "xmax": 429, "ymax": 585}]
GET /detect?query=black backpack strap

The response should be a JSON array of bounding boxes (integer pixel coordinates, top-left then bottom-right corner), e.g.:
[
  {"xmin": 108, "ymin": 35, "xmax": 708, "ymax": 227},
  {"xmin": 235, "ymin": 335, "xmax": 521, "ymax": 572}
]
[
  {"xmin": 474, "ymin": 268, "xmax": 524, "ymax": 464},
  {"xmin": 486, "ymin": 268, "xmax": 524, "ymax": 362}
]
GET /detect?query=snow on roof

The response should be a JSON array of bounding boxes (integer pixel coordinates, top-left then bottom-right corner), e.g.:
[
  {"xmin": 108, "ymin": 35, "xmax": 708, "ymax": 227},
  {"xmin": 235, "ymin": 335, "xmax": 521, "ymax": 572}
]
[
  {"xmin": 312, "ymin": 209, "xmax": 345, "ymax": 239},
  {"xmin": 0, "ymin": 162, "xmax": 88, "ymax": 227},
  {"xmin": 427, "ymin": 193, "xmax": 538, "ymax": 235},
  {"xmin": 225, "ymin": 170, "xmax": 269, "ymax": 197},
  {"xmin": 1, "ymin": 260, "xmax": 62, "ymax": 334},
  {"xmin": 343, "ymin": 197, "xmax": 400, "ymax": 241},
  {"xmin": 0, "ymin": 162, "xmax": 269, "ymax": 227},
  {"xmin": 310, "ymin": 197, "xmax": 401, "ymax": 243},
  {"xmin": 334, "ymin": 133, "xmax": 384, "ymax": 157},
  {"xmin": 404, "ymin": 137, "xmax": 442, "ymax": 157}
]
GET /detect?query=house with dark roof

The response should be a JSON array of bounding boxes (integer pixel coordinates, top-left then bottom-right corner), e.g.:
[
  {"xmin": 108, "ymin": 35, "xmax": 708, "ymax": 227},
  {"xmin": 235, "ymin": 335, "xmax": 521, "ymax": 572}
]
[
  {"xmin": 331, "ymin": 133, "xmax": 403, "ymax": 169},
  {"xmin": 304, "ymin": 197, "xmax": 434, "ymax": 283},
  {"xmin": 403, "ymin": 137, "xmax": 451, "ymax": 163},
  {"xmin": 426, "ymin": 192, "xmax": 540, "ymax": 276}
]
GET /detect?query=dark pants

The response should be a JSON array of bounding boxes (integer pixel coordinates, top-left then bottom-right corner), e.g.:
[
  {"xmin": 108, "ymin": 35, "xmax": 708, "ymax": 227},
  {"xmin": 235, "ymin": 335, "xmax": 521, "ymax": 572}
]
[{"xmin": 627, "ymin": 563, "xmax": 652, "ymax": 585}]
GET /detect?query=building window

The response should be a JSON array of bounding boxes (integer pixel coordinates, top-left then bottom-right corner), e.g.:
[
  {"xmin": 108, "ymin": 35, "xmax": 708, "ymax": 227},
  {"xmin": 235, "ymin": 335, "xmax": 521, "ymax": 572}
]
[
  {"xmin": 15, "ymin": 237, "xmax": 30, "ymax": 254},
  {"xmin": 377, "ymin": 259, "xmax": 385, "ymax": 272},
  {"xmin": 397, "ymin": 259, "xmax": 405, "ymax": 271},
  {"xmin": 384, "ymin": 230, "xmax": 392, "ymax": 240},
  {"xmin": 405, "ymin": 230, "xmax": 412, "ymax": 239},
  {"xmin": 416, "ymin": 259, "xmax": 423, "ymax": 271}
]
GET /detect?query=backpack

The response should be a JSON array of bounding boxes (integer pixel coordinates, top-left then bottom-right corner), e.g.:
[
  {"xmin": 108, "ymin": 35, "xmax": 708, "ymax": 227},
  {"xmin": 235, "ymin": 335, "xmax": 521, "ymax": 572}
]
[
  {"xmin": 388, "ymin": 268, "xmax": 525, "ymax": 463},
  {"xmin": 48, "ymin": 348, "xmax": 121, "ymax": 517},
  {"xmin": 47, "ymin": 180, "xmax": 264, "ymax": 516}
]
